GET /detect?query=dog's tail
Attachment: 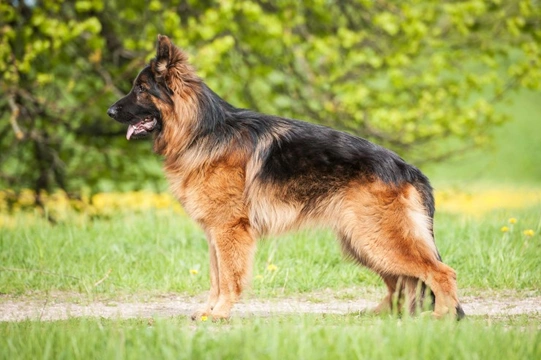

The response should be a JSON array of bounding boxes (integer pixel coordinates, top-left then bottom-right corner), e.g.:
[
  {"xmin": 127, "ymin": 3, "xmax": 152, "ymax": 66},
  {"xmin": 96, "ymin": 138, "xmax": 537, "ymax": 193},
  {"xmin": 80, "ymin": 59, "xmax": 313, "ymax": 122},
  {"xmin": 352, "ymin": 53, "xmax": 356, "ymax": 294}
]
[
  {"xmin": 413, "ymin": 177, "xmax": 443, "ymax": 258},
  {"xmin": 411, "ymin": 176, "xmax": 439, "ymax": 314},
  {"xmin": 409, "ymin": 176, "xmax": 465, "ymax": 320}
]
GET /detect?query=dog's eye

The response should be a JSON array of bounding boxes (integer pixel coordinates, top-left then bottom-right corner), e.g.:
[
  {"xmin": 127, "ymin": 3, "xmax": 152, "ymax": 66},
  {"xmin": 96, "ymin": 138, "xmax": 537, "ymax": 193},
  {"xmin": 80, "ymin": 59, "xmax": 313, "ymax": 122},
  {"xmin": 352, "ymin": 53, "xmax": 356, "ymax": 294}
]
[{"xmin": 136, "ymin": 85, "xmax": 146, "ymax": 94}]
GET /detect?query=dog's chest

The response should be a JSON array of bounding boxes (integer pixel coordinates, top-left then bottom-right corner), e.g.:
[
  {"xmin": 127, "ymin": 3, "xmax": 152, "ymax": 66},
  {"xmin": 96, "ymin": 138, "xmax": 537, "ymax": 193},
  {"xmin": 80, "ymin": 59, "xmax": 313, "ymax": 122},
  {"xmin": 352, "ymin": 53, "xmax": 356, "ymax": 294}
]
[{"xmin": 163, "ymin": 159, "xmax": 249, "ymax": 228}]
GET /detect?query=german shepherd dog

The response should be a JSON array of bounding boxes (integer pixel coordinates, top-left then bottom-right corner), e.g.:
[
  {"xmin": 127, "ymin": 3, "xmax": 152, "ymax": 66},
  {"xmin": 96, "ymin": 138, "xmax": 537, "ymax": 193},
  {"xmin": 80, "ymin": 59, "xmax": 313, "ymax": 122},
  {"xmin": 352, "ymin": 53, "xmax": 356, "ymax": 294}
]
[{"xmin": 107, "ymin": 35, "xmax": 465, "ymax": 320}]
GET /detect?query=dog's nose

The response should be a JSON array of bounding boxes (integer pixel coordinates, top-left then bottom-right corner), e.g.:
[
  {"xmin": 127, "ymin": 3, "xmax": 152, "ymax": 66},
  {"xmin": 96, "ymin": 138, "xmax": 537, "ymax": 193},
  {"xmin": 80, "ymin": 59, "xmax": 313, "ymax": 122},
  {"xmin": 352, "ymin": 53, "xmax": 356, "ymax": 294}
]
[{"xmin": 107, "ymin": 106, "xmax": 118, "ymax": 119}]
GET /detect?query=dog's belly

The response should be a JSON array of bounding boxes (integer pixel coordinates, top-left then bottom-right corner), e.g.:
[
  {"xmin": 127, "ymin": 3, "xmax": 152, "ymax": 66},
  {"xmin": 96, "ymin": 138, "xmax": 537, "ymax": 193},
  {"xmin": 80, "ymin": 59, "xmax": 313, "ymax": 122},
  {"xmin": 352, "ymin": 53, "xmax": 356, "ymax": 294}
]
[
  {"xmin": 248, "ymin": 196, "xmax": 302, "ymax": 236},
  {"xmin": 245, "ymin": 181, "xmax": 344, "ymax": 236}
]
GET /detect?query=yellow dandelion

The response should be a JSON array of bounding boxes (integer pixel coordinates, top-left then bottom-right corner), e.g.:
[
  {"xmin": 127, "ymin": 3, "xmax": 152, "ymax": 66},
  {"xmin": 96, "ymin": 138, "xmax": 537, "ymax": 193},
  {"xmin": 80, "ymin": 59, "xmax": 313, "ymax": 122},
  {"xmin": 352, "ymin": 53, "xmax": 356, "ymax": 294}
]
[
  {"xmin": 500, "ymin": 226, "xmax": 510, "ymax": 233},
  {"xmin": 189, "ymin": 269, "xmax": 199, "ymax": 275},
  {"xmin": 523, "ymin": 229, "xmax": 535, "ymax": 237},
  {"xmin": 201, "ymin": 315, "xmax": 208, "ymax": 322},
  {"xmin": 267, "ymin": 264, "xmax": 278, "ymax": 272},
  {"xmin": 508, "ymin": 218, "xmax": 517, "ymax": 224}
]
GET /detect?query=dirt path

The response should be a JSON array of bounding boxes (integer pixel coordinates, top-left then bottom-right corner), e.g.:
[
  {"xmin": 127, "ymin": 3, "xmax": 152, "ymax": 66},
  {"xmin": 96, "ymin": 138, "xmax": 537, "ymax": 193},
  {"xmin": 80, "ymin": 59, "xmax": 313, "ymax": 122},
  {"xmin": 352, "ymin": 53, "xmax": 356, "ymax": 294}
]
[{"xmin": 1, "ymin": 291, "xmax": 540, "ymax": 322}]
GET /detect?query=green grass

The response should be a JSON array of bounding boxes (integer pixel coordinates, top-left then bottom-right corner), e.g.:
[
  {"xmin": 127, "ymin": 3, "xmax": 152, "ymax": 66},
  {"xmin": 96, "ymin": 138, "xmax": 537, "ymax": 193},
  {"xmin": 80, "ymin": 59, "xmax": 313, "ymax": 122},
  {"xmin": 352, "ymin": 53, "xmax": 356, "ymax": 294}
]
[
  {"xmin": 1, "ymin": 315, "xmax": 540, "ymax": 360},
  {"xmin": 0, "ymin": 209, "xmax": 368, "ymax": 296},
  {"xmin": 1, "ymin": 206, "xmax": 540, "ymax": 297},
  {"xmin": 1, "ymin": 203, "xmax": 540, "ymax": 360}
]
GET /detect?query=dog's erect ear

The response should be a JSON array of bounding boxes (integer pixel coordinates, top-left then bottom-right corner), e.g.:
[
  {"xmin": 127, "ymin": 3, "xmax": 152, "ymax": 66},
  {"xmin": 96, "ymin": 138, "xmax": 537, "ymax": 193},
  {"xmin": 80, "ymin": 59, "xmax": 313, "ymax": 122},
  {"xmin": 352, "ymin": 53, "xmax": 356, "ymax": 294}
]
[
  {"xmin": 153, "ymin": 35, "xmax": 172, "ymax": 77},
  {"xmin": 152, "ymin": 35, "xmax": 188, "ymax": 78},
  {"xmin": 156, "ymin": 35, "xmax": 171, "ymax": 69}
]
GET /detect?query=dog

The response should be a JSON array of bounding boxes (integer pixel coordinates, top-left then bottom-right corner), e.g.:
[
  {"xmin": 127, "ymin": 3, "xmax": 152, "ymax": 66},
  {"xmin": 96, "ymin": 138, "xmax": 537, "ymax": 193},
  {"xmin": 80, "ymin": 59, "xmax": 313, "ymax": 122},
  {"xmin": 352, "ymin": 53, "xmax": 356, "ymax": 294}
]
[{"xmin": 107, "ymin": 35, "xmax": 465, "ymax": 320}]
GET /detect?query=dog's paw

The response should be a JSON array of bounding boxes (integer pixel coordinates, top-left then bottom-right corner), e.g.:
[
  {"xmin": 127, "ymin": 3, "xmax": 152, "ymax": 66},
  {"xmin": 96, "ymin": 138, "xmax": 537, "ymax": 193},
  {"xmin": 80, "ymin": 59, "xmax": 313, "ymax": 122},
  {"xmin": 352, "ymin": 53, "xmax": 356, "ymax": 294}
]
[
  {"xmin": 430, "ymin": 304, "xmax": 461, "ymax": 320},
  {"xmin": 190, "ymin": 308, "xmax": 210, "ymax": 321},
  {"xmin": 210, "ymin": 310, "xmax": 231, "ymax": 322}
]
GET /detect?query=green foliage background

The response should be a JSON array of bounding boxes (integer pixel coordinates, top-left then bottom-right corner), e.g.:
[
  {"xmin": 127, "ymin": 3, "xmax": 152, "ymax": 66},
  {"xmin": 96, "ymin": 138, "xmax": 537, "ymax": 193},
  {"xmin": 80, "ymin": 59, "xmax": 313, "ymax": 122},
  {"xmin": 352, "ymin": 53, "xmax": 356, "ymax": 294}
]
[{"xmin": 1, "ymin": 0, "xmax": 540, "ymax": 196}]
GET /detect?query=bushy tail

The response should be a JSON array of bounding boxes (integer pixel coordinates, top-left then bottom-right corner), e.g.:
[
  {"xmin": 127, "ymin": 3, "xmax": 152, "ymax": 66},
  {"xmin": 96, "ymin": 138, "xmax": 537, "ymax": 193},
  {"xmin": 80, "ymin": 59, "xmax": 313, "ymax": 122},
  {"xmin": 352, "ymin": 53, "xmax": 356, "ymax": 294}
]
[
  {"xmin": 409, "ymin": 178, "xmax": 465, "ymax": 320},
  {"xmin": 400, "ymin": 176, "xmax": 466, "ymax": 320}
]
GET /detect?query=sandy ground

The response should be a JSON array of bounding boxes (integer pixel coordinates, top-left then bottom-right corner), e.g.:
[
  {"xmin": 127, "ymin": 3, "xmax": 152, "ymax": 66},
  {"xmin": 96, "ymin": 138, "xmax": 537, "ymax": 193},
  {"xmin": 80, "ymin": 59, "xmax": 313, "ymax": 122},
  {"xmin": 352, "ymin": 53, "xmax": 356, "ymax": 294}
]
[{"xmin": 1, "ymin": 290, "xmax": 540, "ymax": 322}]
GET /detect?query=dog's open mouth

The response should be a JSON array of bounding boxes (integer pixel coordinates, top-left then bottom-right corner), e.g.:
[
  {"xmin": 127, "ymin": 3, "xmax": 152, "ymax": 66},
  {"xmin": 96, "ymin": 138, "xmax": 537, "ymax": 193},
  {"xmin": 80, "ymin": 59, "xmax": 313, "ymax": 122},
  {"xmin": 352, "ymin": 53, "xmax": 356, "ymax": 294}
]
[{"xmin": 126, "ymin": 117, "xmax": 158, "ymax": 140}]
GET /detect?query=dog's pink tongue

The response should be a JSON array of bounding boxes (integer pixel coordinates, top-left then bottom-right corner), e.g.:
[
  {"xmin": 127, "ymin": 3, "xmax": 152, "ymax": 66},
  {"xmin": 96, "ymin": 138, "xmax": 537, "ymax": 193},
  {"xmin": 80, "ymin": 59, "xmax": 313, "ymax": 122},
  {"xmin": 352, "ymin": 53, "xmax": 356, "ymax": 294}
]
[{"xmin": 126, "ymin": 125, "xmax": 135, "ymax": 140}]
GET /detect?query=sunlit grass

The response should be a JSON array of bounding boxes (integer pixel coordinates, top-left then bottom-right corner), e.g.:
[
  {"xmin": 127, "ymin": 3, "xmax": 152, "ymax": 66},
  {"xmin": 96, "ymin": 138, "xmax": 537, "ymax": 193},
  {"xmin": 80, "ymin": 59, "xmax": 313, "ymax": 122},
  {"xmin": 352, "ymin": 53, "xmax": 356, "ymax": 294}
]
[
  {"xmin": 1, "ymin": 315, "xmax": 540, "ymax": 360},
  {"xmin": 1, "ymin": 203, "xmax": 540, "ymax": 296}
]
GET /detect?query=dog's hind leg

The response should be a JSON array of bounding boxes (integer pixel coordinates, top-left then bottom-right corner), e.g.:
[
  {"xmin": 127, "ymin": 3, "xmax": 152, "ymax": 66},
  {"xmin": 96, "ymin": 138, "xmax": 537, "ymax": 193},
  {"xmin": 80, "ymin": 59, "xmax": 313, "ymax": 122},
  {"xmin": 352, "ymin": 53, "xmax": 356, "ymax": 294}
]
[
  {"xmin": 340, "ymin": 233, "xmax": 404, "ymax": 315},
  {"xmin": 370, "ymin": 275, "xmax": 434, "ymax": 316},
  {"xmin": 339, "ymin": 182, "xmax": 463, "ymax": 319},
  {"xmin": 203, "ymin": 219, "xmax": 257, "ymax": 320},
  {"xmin": 403, "ymin": 276, "xmax": 435, "ymax": 315},
  {"xmin": 370, "ymin": 275, "xmax": 399, "ymax": 315}
]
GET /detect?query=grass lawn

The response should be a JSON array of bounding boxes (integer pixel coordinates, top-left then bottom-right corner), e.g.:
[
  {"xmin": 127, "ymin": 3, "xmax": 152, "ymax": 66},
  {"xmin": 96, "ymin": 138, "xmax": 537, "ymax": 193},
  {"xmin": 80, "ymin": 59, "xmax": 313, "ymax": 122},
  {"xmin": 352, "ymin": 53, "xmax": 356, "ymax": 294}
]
[
  {"xmin": 0, "ymin": 314, "xmax": 539, "ymax": 360},
  {"xmin": 1, "ymin": 205, "xmax": 540, "ymax": 359},
  {"xmin": 1, "ymin": 207, "xmax": 540, "ymax": 297}
]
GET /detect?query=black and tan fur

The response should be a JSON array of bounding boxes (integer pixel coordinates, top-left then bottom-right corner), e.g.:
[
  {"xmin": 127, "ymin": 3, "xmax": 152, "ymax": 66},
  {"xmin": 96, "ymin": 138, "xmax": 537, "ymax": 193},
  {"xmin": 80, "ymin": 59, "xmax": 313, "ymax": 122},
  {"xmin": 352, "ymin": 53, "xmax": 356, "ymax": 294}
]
[{"xmin": 107, "ymin": 35, "xmax": 465, "ymax": 320}]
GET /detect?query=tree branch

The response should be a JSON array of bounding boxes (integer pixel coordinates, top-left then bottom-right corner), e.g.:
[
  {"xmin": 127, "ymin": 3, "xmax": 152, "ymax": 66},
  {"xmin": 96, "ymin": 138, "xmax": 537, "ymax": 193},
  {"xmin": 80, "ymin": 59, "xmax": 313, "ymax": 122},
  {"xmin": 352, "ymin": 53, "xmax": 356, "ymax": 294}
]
[{"xmin": 7, "ymin": 94, "xmax": 24, "ymax": 140}]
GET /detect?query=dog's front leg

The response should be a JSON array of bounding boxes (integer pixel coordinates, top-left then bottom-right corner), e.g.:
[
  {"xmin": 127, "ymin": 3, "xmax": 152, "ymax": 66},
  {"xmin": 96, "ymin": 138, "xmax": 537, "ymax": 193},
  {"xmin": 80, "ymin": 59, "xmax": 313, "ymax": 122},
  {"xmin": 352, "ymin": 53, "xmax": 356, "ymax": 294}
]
[
  {"xmin": 205, "ymin": 220, "xmax": 256, "ymax": 320},
  {"xmin": 191, "ymin": 234, "xmax": 220, "ymax": 320}
]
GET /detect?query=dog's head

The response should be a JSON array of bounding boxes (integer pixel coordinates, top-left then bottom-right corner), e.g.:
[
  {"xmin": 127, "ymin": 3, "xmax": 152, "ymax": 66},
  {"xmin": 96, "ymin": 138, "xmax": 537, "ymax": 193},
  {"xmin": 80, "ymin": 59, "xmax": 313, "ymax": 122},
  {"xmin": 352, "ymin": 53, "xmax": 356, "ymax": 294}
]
[{"xmin": 107, "ymin": 35, "xmax": 193, "ymax": 140}]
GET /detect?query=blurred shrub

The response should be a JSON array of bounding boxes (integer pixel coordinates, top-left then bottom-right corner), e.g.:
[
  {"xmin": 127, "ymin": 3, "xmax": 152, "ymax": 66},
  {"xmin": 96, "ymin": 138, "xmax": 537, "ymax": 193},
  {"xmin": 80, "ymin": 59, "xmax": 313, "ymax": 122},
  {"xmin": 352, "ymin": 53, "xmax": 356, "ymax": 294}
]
[{"xmin": 1, "ymin": 0, "xmax": 540, "ymax": 201}]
